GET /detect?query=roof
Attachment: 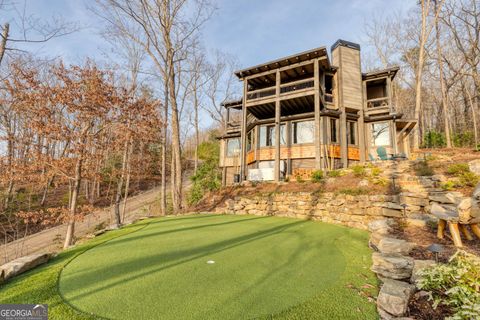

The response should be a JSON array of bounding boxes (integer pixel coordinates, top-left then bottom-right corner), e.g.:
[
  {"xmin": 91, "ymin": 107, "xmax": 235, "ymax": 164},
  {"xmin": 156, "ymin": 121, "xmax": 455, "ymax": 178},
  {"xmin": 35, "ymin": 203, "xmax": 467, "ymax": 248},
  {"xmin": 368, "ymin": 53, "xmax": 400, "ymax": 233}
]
[
  {"xmin": 234, "ymin": 46, "xmax": 329, "ymax": 79},
  {"xmin": 331, "ymin": 39, "xmax": 360, "ymax": 51},
  {"xmin": 363, "ymin": 66, "xmax": 400, "ymax": 80},
  {"xmin": 221, "ymin": 99, "xmax": 243, "ymax": 109}
]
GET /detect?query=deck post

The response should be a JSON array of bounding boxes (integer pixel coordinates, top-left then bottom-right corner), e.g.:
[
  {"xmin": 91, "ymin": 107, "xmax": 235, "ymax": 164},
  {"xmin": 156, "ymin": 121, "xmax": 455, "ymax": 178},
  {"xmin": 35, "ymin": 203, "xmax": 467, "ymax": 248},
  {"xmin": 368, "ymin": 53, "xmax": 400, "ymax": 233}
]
[
  {"xmin": 314, "ymin": 59, "xmax": 322, "ymax": 170},
  {"xmin": 274, "ymin": 69, "xmax": 281, "ymax": 182},
  {"xmin": 240, "ymin": 80, "xmax": 248, "ymax": 182}
]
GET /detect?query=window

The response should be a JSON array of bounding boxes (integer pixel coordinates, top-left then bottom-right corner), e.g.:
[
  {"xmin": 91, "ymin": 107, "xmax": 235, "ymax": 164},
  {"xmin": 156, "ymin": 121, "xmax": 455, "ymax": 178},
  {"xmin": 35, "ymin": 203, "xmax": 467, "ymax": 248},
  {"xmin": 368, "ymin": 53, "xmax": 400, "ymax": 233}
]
[
  {"xmin": 292, "ymin": 120, "xmax": 314, "ymax": 144},
  {"xmin": 226, "ymin": 138, "xmax": 240, "ymax": 156},
  {"xmin": 330, "ymin": 118, "xmax": 338, "ymax": 143},
  {"xmin": 372, "ymin": 122, "xmax": 391, "ymax": 146},
  {"xmin": 347, "ymin": 121, "xmax": 357, "ymax": 145},
  {"xmin": 259, "ymin": 124, "xmax": 286, "ymax": 147},
  {"xmin": 246, "ymin": 130, "xmax": 254, "ymax": 151}
]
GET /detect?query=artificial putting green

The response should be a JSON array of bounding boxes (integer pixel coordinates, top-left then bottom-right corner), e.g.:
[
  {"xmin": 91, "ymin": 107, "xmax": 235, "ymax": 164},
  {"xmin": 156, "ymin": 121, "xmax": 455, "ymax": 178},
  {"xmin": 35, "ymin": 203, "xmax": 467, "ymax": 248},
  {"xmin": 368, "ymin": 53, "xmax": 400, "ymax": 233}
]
[{"xmin": 57, "ymin": 214, "xmax": 378, "ymax": 319}]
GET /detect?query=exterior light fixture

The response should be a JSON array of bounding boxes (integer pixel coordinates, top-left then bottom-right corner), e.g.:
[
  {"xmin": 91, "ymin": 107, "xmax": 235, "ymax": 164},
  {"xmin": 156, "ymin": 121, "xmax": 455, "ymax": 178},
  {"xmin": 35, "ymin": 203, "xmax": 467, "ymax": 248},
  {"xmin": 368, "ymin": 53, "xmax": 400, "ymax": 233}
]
[
  {"xmin": 427, "ymin": 243, "xmax": 444, "ymax": 263},
  {"xmin": 401, "ymin": 203, "xmax": 408, "ymax": 217}
]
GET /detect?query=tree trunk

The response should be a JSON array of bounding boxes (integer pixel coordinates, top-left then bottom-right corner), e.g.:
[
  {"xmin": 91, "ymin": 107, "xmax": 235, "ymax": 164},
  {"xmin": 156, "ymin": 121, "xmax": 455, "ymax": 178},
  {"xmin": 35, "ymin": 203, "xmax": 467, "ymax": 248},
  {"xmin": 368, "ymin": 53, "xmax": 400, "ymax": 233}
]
[
  {"xmin": 0, "ymin": 23, "xmax": 9, "ymax": 67},
  {"xmin": 114, "ymin": 135, "xmax": 130, "ymax": 226},
  {"xmin": 168, "ymin": 63, "xmax": 183, "ymax": 212},
  {"xmin": 64, "ymin": 156, "xmax": 83, "ymax": 248},
  {"xmin": 435, "ymin": 6, "xmax": 451, "ymax": 147},
  {"xmin": 160, "ymin": 79, "xmax": 168, "ymax": 216},
  {"xmin": 122, "ymin": 140, "xmax": 133, "ymax": 221}
]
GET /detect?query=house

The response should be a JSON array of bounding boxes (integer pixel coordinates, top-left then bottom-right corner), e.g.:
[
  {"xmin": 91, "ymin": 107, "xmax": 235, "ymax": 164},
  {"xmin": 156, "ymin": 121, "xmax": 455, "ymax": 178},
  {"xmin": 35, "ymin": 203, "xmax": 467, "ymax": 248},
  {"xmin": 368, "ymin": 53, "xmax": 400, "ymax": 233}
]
[{"xmin": 219, "ymin": 40, "xmax": 416, "ymax": 185}]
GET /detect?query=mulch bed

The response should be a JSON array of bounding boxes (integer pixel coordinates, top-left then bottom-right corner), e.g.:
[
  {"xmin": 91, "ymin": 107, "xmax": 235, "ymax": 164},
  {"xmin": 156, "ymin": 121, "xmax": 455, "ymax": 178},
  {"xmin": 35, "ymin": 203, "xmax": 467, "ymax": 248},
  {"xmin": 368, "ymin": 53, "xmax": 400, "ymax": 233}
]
[{"xmin": 391, "ymin": 222, "xmax": 478, "ymax": 319}]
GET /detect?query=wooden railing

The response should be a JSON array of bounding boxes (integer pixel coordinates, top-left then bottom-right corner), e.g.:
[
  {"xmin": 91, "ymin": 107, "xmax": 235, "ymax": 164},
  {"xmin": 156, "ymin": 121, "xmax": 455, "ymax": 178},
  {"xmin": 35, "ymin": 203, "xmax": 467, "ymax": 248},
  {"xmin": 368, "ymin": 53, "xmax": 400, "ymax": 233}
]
[
  {"xmin": 246, "ymin": 87, "xmax": 276, "ymax": 100},
  {"xmin": 280, "ymin": 78, "xmax": 314, "ymax": 94},
  {"xmin": 367, "ymin": 97, "xmax": 389, "ymax": 108},
  {"xmin": 325, "ymin": 93, "xmax": 334, "ymax": 103}
]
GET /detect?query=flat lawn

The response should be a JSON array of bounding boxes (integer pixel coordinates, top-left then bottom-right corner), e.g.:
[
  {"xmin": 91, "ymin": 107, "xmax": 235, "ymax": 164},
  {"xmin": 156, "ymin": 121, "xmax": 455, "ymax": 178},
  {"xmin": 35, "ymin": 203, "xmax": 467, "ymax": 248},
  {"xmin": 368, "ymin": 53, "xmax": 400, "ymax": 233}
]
[{"xmin": 0, "ymin": 214, "xmax": 378, "ymax": 319}]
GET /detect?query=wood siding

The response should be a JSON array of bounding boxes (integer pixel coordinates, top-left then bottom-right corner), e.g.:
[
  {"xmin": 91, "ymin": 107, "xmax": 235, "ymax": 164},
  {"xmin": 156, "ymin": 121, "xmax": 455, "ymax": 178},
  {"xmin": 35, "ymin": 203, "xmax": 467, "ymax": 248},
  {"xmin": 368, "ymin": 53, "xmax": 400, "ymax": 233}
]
[{"xmin": 332, "ymin": 46, "xmax": 363, "ymax": 110}]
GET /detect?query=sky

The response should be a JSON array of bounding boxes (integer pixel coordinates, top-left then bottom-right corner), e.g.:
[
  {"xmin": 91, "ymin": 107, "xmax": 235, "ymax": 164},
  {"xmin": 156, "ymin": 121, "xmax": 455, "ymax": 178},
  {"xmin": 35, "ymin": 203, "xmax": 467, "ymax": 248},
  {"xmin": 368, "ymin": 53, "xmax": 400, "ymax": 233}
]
[
  {"xmin": 2, "ymin": 0, "xmax": 415, "ymax": 131},
  {"xmin": 3, "ymin": 0, "xmax": 415, "ymax": 69}
]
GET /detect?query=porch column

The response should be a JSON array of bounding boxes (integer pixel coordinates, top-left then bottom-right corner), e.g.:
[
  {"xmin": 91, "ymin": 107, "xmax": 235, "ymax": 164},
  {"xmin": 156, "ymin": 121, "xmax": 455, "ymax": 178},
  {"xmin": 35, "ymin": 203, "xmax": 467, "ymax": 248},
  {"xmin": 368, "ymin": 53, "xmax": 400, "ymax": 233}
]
[
  {"xmin": 240, "ymin": 80, "xmax": 248, "ymax": 181},
  {"xmin": 359, "ymin": 81, "xmax": 367, "ymax": 163},
  {"xmin": 314, "ymin": 59, "xmax": 322, "ymax": 170},
  {"xmin": 340, "ymin": 111, "xmax": 348, "ymax": 168},
  {"xmin": 274, "ymin": 69, "xmax": 281, "ymax": 182}
]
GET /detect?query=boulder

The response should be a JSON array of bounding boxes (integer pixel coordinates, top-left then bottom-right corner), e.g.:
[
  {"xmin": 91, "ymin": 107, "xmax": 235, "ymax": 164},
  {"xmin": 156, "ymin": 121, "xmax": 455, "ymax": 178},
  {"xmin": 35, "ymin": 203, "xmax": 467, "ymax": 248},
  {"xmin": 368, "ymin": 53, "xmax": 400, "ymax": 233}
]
[
  {"xmin": 410, "ymin": 259, "xmax": 436, "ymax": 285},
  {"xmin": 377, "ymin": 278, "xmax": 415, "ymax": 317},
  {"xmin": 429, "ymin": 192, "xmax": 457, "ymax": 204},
  {"xmin": 457, "ymin": 198, "xmax": 473, "ymax": 223},
  {"xmin": 358, "ymin": 179, "xmax": 369, "ymax": 187},
  {"xmin": 430, "ymin": 203, "xmax": 458, "ymax": 222},
  {"xmin": 371, "ymin": 252, "xmax": 414, "ymax": 280},
  {"xmin": 378, "ymin": 237, "xmax": 415, "ymax": 255},
  {"xmin": 368, "ymin": 219, "xmax": 394, "ymax": 235},
  {"xmin": 0, "ymin": 253, "xmax": 51, "ymax": 282},
  {"xmin": 473, "ymin": 183, "xmax": 480, "ymax": 200},
  {"xmin": 468, "ymin": 159, "xmax": 480, "ymax": 175}
]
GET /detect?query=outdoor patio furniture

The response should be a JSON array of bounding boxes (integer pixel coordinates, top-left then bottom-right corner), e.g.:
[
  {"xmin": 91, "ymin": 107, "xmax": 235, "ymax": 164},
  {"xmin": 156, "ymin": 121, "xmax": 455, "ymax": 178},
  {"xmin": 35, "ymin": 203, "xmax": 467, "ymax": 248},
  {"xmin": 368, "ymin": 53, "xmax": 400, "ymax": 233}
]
[{"xmin": 376, "ymin": 146, "xmax": 393, "ymax": 160}]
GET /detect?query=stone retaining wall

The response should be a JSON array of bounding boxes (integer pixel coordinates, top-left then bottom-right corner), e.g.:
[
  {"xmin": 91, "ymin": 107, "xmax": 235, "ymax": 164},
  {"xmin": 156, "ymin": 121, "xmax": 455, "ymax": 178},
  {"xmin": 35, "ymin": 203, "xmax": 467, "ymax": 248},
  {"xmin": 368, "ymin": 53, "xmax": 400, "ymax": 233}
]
[{"xmin": 218, "ymin": 192, "xmax": 424, "ymax": 229}]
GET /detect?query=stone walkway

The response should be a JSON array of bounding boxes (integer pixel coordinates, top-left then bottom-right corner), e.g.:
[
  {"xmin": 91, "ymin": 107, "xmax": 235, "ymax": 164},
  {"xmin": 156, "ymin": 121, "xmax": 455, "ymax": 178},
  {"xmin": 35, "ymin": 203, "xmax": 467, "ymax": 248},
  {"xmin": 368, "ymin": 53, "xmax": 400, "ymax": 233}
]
[{"xmin": 1, "ymin": 187, "xmax": 160, "ymax": 264}]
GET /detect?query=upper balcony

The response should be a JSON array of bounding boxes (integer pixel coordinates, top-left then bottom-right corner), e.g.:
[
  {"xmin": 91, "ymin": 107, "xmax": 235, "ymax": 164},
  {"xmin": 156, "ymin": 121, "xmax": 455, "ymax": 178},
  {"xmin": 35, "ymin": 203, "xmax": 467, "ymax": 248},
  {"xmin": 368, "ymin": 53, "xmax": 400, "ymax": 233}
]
[
  {"xmin": 363, "ymin": 67, "xmax": 399, "ymax": 115},
  {"xmin": 243, "ymin": 63, "xmax": 336, "ymax": 112}
]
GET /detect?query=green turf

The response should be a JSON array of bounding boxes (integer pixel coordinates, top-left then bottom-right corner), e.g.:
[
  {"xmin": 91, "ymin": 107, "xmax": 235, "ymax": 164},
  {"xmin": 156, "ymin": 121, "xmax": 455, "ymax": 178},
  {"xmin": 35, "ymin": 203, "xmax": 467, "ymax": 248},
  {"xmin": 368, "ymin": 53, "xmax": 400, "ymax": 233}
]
[{"xmin": 0, "ymin": 214, "xmax": 378, "ymax": 319}]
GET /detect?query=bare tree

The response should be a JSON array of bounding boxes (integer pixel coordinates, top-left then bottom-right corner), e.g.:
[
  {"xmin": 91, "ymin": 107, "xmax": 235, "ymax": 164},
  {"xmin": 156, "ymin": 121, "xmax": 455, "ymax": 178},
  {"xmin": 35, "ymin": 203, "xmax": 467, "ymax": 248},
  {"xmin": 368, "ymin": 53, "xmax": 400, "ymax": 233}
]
[
  {"xmin": 93, "ymin": 0, "xmax": 215, "ymax": 213},
  {"xmin": 412, "ymin": 0, "xmax": 445, "ymax": 149}
]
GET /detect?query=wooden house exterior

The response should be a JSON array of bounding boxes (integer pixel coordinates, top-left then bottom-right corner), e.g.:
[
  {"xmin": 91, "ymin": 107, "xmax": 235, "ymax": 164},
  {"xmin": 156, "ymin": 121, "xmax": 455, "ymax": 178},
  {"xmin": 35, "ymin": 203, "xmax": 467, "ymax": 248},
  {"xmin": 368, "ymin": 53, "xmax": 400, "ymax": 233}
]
[{"xmin": 219, "ymin": 40, "xmax": 416, "ymax": 185}]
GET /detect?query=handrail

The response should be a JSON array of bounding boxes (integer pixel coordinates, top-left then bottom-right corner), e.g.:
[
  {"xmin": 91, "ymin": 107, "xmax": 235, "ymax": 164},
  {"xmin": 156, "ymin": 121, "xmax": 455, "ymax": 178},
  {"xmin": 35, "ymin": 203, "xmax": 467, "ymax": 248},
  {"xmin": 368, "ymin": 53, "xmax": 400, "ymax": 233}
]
[
  {"xmin": 367, "ymin": 97, "xmax": 389, "ymax": 108},
  {"xmin": 280, "ymin": 79, "xmax": 314, "ymax": 94},
  {"xmin": 247, "ymin": 87, "xmax": 276, "ymax": 100}
]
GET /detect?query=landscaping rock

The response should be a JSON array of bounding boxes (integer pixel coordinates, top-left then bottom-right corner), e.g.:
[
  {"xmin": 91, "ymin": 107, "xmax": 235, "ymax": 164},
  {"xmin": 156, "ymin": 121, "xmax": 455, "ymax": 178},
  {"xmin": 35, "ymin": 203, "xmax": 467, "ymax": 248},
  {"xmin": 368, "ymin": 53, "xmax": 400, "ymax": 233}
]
[
  {"xmin": 378, "ymin": 237, "xmax": 415, "ymax": 255},
  {"xmin": 468, "ymin": 159, "xmax": 480, "ymax": 175},
  {"xmin": 371, "ymin": 252, "xmax": 414, "ymax": 280},
  {"xmin": 377, "ymin": 278, "xmax": 415, "ymax": 317},
  {"xmin": 473, "ymin": 183, "xmax": 480, "ymax": 200},
  {"xmin": 368, "ymin": 219, "xmax": 393, "ymax": 235},
  {"xmin": 358, "ymin": 179, "xmax": 369, "ymax": 187},
  {"xmin": 430, "ymin": 203, "xmax": 458, "ymax": 221},
  {"xmin": 429, "ymin": 192, "xmax": 457, "ymax": 204},
  {"xmin": 0, "ymin": 253, "xmax": 51, "ymax": 282},
  {"xmin": 457, "ymin": 198, "xmax": 474, "ymax": 223},
  {"xmin": 369, "ymin": 232, "xmax": 384, "ymax": 248},
  {"xmin": 410, "ymin": 259, "xmax": 436, "ymax": 285}
]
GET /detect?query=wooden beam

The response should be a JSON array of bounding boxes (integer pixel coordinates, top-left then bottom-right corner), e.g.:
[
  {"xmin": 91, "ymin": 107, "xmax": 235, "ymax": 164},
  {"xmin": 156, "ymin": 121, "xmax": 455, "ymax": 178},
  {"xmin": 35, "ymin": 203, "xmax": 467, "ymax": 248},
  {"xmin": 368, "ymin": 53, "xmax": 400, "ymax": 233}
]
[
  {"xmin": 274, "ymin": 69, "xmax": 281, "ymax": 182},
  {"xmin": 448, "ymin": 222, "xmax": 463, "ymax": 247},
  {"xmin": 239, "ymin": 81, "xmax": 248, "ymax": 181},
  {"xmin": 243, "ymin": 57, "xmax": 327, "ymax": 82},
  {"xmin": 314, "ymin": 59, "xmax": 322, "ymax": 170}
]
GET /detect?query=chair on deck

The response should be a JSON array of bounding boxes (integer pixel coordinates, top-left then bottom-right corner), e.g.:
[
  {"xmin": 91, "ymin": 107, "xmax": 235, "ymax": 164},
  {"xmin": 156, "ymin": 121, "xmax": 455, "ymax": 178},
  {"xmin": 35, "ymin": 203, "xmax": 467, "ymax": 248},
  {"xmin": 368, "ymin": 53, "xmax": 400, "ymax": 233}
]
[{"xmin": 376, "ymin": 146, "xmax": 393, "ymax": 161}]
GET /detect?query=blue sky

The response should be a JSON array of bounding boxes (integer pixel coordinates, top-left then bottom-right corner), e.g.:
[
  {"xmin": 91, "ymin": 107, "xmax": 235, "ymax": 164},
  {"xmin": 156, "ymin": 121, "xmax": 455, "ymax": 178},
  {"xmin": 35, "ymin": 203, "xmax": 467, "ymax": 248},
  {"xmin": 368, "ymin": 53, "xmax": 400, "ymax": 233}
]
[{"xmin": 3, "ymin": 0, "xmax": 415, "ymax": 69}]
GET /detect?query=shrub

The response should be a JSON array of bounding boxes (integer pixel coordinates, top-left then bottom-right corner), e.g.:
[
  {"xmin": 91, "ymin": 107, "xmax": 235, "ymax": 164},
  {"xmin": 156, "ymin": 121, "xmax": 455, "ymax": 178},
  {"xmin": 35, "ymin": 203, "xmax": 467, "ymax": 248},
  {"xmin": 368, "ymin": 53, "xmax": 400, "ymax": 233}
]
[
  {"xmin": 447, "ymin": 163, "xmax": 470, "ymax": 176},
  {"xmin": 414, "ymin": 161, "xmax": 434, "ymax": 176},
  {"xmin": 370, "ymin": 167, "xmax": 382, "ymax": 177},
  {"xmin": 417, "ymin": 250, "xmax": 480, "ymax": 320},
  {"xmin": 295, "ymin": 175, "xmax": 305, "ymax": 183},
  {"xmin": 441, "ymin": 180, "xmax": 457, "ymax": 191},
  {"xmin": 458, "ymin": 172, "xmax": 479, "ymax": 187},
  {"xmin": 351, "ymin": 165, "xmax": 366, "ymax": 177},
  {"xmin": 327, "ymin": 170, "xmax": 341, "ymax": 177},
  {"xmin": 372, "ymin": 177, "xmax": 389, "ymax": 186},
  {"xmin": 187, "ymin": 137, "xmax": 221, "ymax": 205},
  {"xmin": 311, "ymin": 170, "xmax": 324, "ymax": 182},
  {"xmin": 423, "ymin": 130, "xmax": 446, "ymax": 148}
]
